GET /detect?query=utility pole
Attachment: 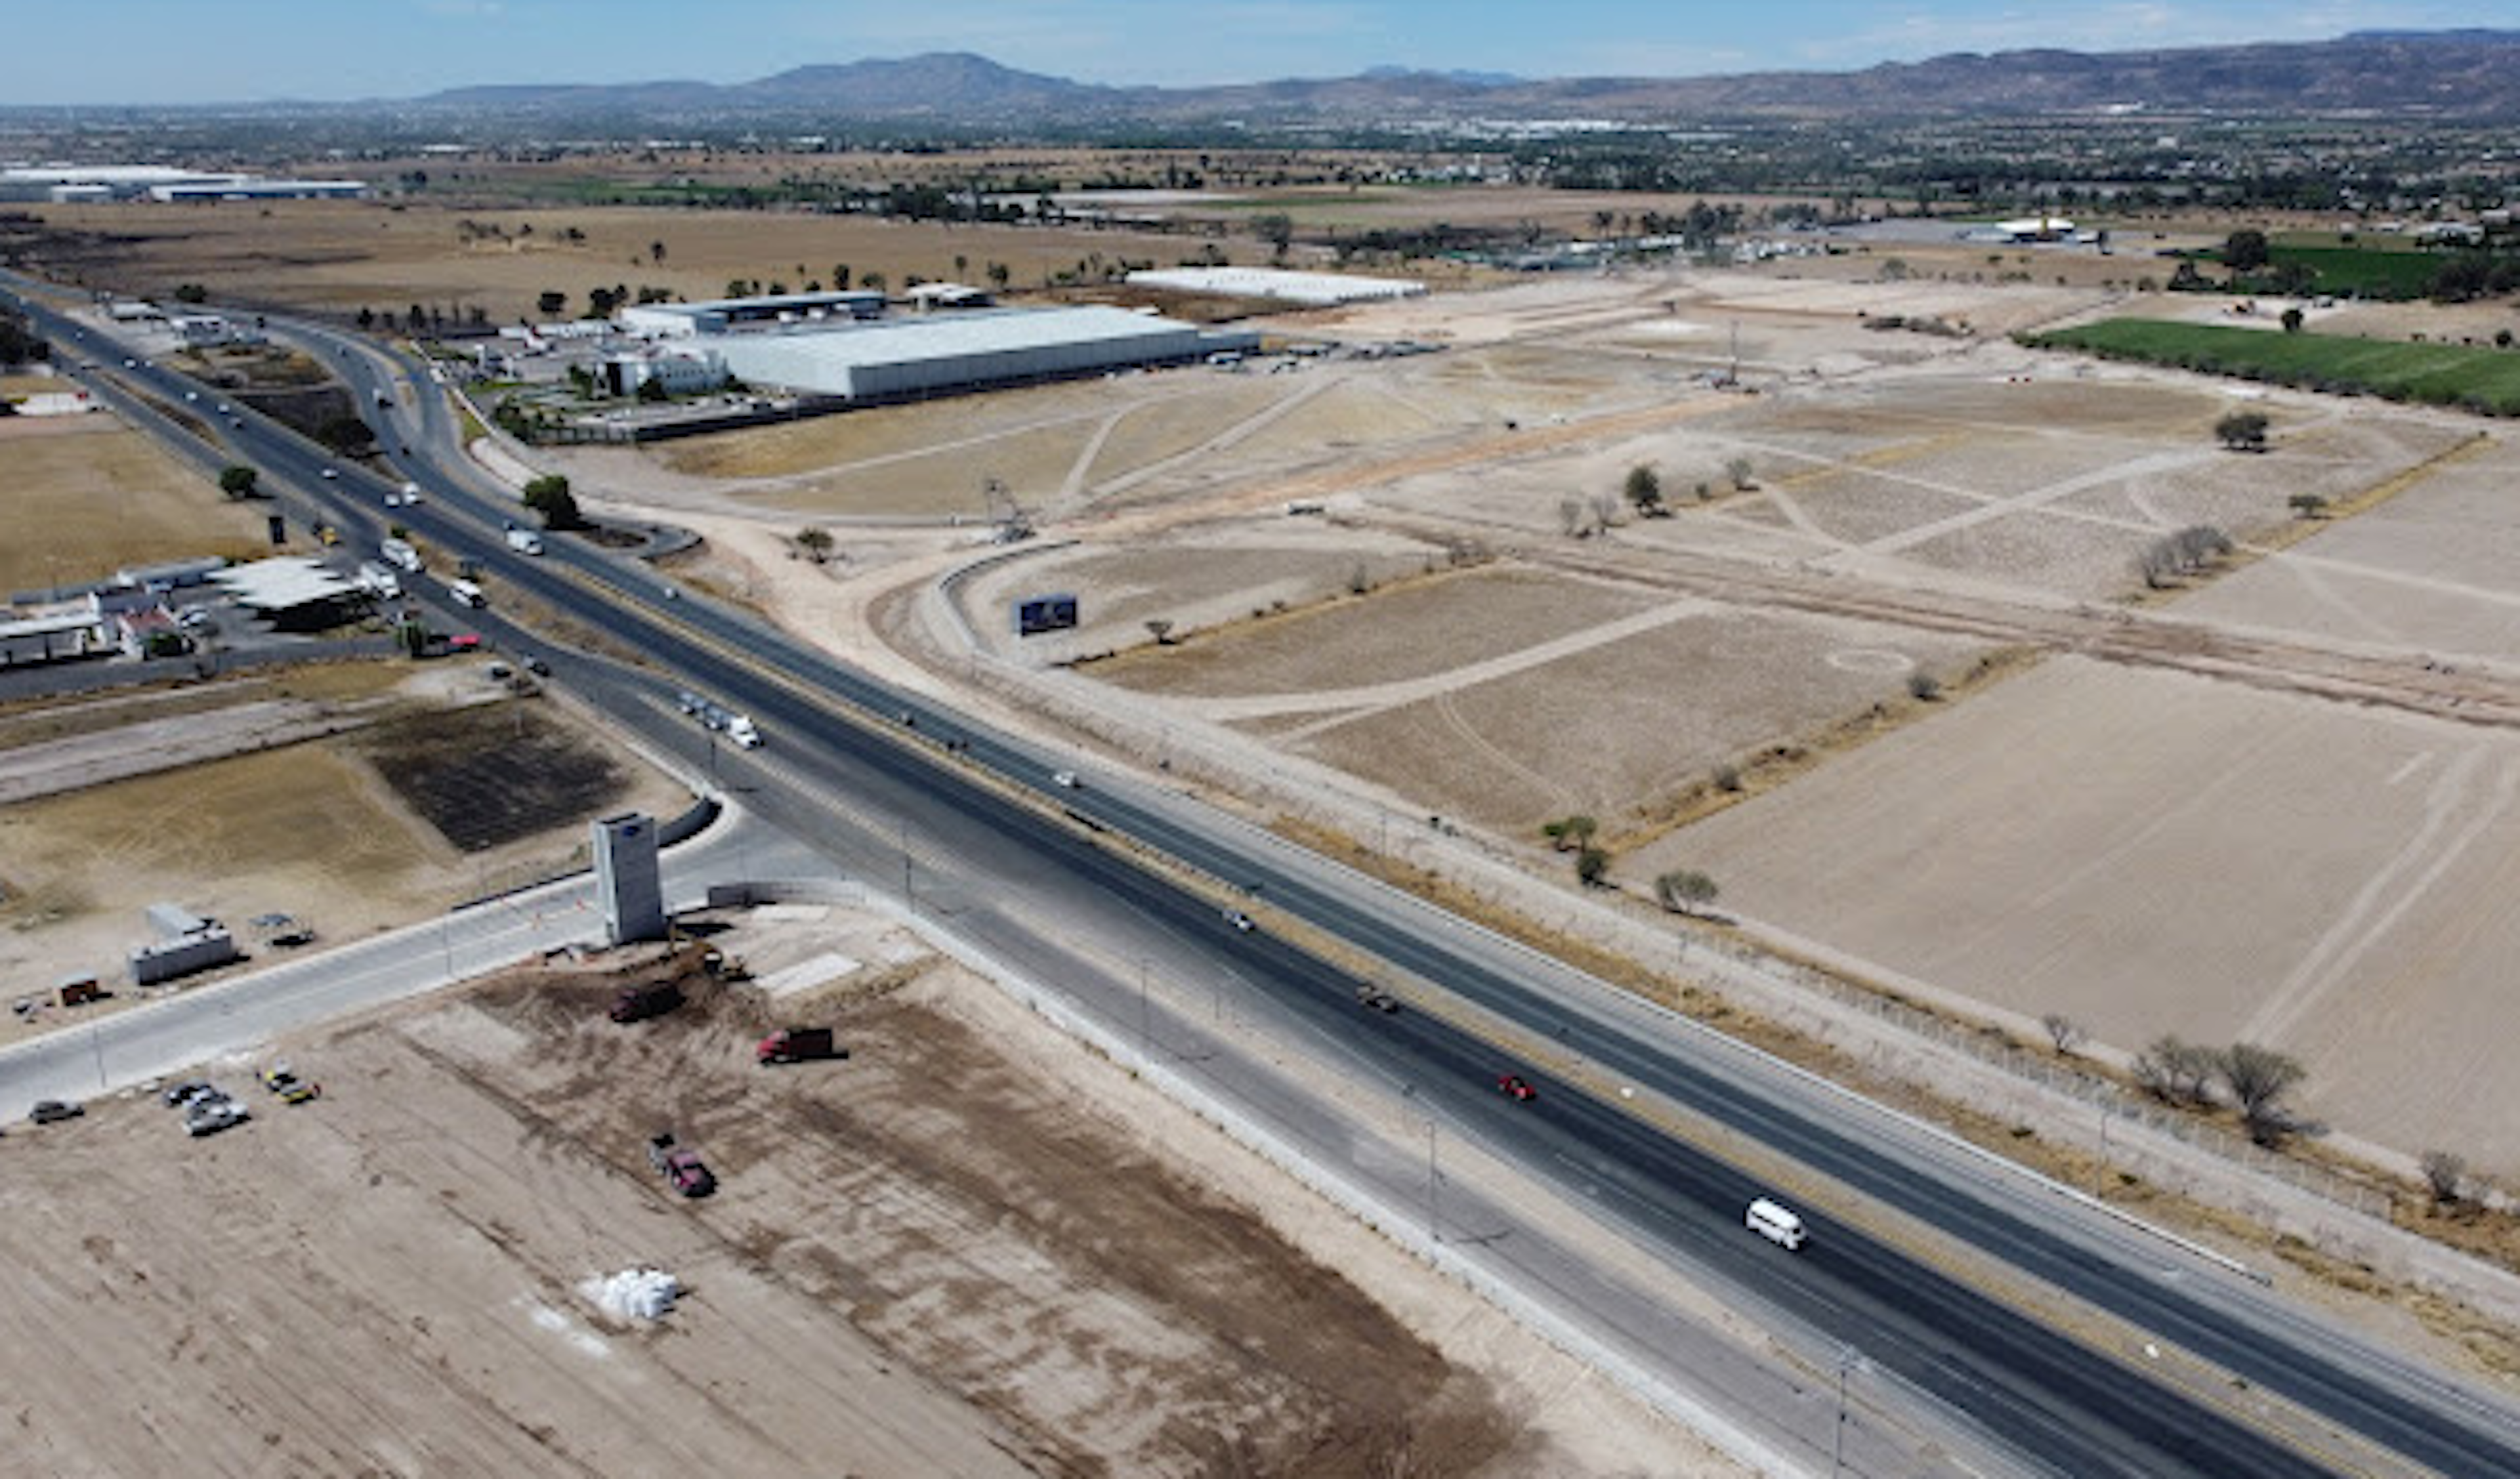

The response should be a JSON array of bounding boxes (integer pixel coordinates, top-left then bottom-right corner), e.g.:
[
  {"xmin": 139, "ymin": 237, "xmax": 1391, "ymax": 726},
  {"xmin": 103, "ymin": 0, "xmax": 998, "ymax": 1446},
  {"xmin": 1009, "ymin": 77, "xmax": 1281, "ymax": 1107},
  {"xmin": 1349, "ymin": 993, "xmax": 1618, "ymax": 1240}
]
[{"xmin": 1137, "ymin": 957, "xmax": 1152, "ymax": 1054}]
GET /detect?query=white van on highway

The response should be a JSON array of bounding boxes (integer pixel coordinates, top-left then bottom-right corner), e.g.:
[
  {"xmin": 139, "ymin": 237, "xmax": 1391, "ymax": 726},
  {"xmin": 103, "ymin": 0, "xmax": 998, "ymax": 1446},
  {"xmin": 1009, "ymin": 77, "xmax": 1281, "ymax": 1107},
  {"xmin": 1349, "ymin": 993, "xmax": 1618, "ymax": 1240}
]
[{"xmin": 1746, "ymin": 1197, "xmax": 1807, "ymax": 1251}]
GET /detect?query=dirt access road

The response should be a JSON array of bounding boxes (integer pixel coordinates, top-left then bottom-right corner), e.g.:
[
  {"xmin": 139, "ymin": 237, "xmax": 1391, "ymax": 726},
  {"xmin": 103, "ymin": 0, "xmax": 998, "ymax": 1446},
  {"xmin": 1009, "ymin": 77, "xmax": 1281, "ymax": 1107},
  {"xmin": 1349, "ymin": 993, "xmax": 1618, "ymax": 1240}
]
[{"xmin": 0, "ymin": 909, "xmax": 1703, "ymax": 1478}]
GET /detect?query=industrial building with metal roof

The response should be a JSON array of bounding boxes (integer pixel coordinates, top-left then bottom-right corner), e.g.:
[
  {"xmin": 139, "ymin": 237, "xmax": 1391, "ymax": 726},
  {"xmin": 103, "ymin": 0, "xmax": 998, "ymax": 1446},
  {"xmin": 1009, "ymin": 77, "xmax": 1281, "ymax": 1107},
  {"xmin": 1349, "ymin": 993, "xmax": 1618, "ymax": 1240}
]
[
  {"xmin": 620, "ymin": 290, "xmax": 885, "ymax": 339},
  {"xmin": 708, "ymin": 306, "xmax": 1257, "ymax": 403}
]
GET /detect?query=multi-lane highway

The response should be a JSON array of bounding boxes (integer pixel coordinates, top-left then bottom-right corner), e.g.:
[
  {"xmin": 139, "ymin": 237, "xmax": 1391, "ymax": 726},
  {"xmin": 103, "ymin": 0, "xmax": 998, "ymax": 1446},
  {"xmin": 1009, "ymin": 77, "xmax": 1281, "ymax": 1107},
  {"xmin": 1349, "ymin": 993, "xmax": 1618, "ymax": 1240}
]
[{"xmin": 9, "ymin": 276, "xmax": 2519, "ymax": 1477}]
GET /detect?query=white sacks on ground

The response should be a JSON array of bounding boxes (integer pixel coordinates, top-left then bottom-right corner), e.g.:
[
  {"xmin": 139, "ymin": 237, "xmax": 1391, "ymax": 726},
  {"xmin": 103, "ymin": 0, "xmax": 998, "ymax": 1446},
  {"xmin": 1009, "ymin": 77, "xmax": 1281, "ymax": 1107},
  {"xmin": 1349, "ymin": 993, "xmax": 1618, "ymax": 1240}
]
[{"xmin": 581, "ymin": 1268, "xmax": 681, "ymax": 1321}]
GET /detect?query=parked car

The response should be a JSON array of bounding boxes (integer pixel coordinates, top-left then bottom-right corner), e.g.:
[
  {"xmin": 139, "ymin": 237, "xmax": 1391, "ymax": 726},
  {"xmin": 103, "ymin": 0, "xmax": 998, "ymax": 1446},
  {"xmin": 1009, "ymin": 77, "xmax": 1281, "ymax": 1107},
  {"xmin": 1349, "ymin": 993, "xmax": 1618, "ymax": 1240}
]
[
  {"xmin": 261, "ymin": 1066, "xmax": 321, "ymax": 1104},
  {"xmin": 161, "ymin": 1080, "xmax": 219, "ymax": 1108},
  {"xmin": 184, "ymin": 1098, "xmax": 251, "ymax": 1137},
  {"xmin": 520, "ymin": 655, "xmax": 551, "ymax": 677},
  {"xmin": 647, "ymin": 1131, "xmax": 716, "ymax": 1198},
  {"xmin": 29, "ymin": 1099, "xmax": 84, "ymax": 1124},
  {"xmin": 1496, "ymin": 1073, "xmax": 1538, "ymax": 1103}
]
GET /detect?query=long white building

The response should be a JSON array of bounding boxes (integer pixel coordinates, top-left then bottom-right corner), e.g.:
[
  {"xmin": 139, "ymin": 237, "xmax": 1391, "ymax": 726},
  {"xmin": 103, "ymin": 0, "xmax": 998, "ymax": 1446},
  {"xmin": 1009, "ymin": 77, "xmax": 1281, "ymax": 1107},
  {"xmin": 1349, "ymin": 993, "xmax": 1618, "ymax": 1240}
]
[
  {"xmin": 709, "ymin": 306, "xmax": 1255, "ymax": 402},
  {"xmin": 1126, "ymin": 266, "xmax": 1426, "ymax": 306}
]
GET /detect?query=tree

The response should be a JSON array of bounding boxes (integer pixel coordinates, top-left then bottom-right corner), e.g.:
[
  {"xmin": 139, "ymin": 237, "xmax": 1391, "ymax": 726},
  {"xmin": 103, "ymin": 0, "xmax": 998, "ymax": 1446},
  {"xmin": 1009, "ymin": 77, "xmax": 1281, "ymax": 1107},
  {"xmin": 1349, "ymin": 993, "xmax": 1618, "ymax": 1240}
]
[
  {"xmin": 795, "ymin": 526, "xmax": 835, "ymax": 564},
  {"xmin": 1144, "ymin": 617, "xmax": 1175, "ymax": 644},
  {"xmin": 2420, "ymin": 1150, "xmax": 2468, "ymax": 1206},
  {"xmin": 649, "ymin": 240, "xmax": 667, "ymax": 266},
  {"xmin": 2221, "ymin": 228, "xmax": 2271, "ymax": 272},
  {"xmin": 2288, "ymin": 493, "xmax": 2329, "ymax": 520},
  {"xmin": 1542, "ymin": 814, "xmax": 1598, "ymax": 852},
  {"xmin": 536, "ymin": 291, "xmax": 568, "ymax": 318},
  {"xmin": 2134, "ymin": 1035, "xmax": 2217, "ymax": 1106},
  {"xmin": 986, "ymin": 260, "xmax": 1011, "ymax": 291},
  {"xmin": 1653, "ymin": 869, "xmax": 1719, "ymax": 915},
  {"xmin": 2214, "ymin": 410, "xmax": 2270, "ymax": 453},
  {"xmin": 173, "ymin": 282, "xmax": 208, "ymax": 304},
  {"xmin": 1623, "ymin": 463, "xmax": 1666, "ymax": 517},
  {"xmin": 588, "ymin": 285, "xmax": 621, "ymax": 318},
  {"xmin": 2280, "ymin": 305, "xmax": 2305, "ymax": 334},
  {"xmin": 1724, "ymin": 455, "xmax": 1756, "ymax": 491},
  {"xmin": 2217, "ymin": 1043, "xmax": 2306, "ymax": 1143},
  {"xmin": 354, "ymin": 306, "xmax": 376, "ymax": 331},
  {"xmin": 2040, "ymin": 1013, "xmax": 2086, "ymax": 1056},
  {"xmin": 1574, "ymin": 844, "xmax": 1610, "ymax": 886},
  {"xmin": 1907, "ymin": 671, "xmax": 1942, "ymax": 701},
  {"xmin": 831, "ymin": 264, "xmax": 851, "ymax": 291},
  {"xmin": 522, "ymin": 474, "xmax": 582, "ymax": 530},
  {"xmin": 1250, "ymin": 213, "xmax": 1295, "ymax": 255},
  {"xmin": 218, "ymin": 465, "xmax": 260, "ymax": 500},
  {"xmin": 635, "ymin": 375, "xmax": 667, "ymax": 403}
]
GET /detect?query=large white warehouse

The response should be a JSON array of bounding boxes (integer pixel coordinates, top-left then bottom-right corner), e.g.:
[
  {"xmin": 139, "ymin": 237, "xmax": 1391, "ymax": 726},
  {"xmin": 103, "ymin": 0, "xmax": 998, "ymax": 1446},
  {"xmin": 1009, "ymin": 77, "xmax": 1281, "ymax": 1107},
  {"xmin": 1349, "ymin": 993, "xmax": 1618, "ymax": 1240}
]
[{"xmin": 711, "ymin": 306, "xmax": 1255, "ymax": 402}]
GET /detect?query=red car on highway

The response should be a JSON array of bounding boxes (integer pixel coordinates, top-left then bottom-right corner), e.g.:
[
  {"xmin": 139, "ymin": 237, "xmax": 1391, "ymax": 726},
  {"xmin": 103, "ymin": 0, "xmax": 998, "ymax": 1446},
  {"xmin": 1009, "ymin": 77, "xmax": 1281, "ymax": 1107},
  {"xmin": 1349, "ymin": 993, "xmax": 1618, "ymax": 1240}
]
[{"xmin": 1497, "ymin": 1073, "xmax": 1538, "ymax": 1102}]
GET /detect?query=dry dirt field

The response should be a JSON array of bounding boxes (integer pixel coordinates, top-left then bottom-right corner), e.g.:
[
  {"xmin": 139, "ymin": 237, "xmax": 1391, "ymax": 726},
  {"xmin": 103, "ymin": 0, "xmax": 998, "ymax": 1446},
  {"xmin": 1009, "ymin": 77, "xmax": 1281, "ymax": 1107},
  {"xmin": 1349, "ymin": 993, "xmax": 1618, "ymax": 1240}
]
[
  {"xmin": 0, "ymin": 414, "xmax": 270, "ymax": 594},
  {"xmin": 22, "ymin": 199, "xmax": 1256, "ymax": 327},
  {"xmin": 0, "ymin": 668, "xmax": 687, "ymax": 1035},
  {"xmin": 1653, "ymin": 654, "xmax": 2520, "ymax": 1178},
  {"xmin": 0, "ymin": 913, "xmax": 1696, "ymax": 1478}
]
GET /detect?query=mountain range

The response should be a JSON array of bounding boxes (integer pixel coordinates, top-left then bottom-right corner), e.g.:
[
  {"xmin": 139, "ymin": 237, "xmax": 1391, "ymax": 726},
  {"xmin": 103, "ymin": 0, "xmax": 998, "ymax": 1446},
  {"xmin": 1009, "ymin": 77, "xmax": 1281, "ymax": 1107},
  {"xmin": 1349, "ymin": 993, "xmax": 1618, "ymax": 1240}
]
[{"xmin": 411, "ymin": 30, "xmax": 2520, "ymax": 125}]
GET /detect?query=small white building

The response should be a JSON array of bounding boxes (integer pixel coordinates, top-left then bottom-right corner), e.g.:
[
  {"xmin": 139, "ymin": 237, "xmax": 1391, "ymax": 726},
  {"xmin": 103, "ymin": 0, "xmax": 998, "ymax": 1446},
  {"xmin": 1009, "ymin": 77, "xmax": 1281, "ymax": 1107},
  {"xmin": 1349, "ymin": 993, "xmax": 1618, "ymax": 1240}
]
[{"xmin": 603, "ymin": 344, "xmax": 728, "ymax": 398}]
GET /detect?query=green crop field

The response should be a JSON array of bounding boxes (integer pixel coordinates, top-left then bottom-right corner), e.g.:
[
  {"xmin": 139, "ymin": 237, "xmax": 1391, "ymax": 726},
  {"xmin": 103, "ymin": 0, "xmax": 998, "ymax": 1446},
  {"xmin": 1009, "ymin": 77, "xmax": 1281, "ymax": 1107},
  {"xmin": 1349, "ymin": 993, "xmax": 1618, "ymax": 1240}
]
[
  {"xmin": 2257, "ymin": 244, "xmax": 2448, "ymax": 300},
  {"xmin": 2023, "ymin": 319, "xmax": 2520, "ymax": 415}
]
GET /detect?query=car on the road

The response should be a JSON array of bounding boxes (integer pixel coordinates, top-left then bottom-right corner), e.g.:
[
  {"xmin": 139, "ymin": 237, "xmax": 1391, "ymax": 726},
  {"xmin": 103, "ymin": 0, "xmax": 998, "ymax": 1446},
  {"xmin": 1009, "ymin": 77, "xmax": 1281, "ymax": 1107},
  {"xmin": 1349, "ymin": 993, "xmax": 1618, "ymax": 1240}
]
[
  {"xmin": 1051, "ymin": 770, "xmax": 1080, "ymax": 789},
  {"xmin": 1496, "ymin": 1073, "xmax": 1538, "ymax": 1102},
  {"xmin": 1223, "ymin": 909, "xmax": 1255, "ymax": 933},
  {"xmin": 383, "ymin": 491, "xmax": 404, "ymax": 507},
  {"xmin": 647, "ymin": 1132, "xmax": 716, "ymax": 1198},
  {"xmin": 320, "ymin": 468, "xmax": 338, "ymax": 480},
  {"xmin": 1356, "ymin": 985, "xmax": 1401, "ymax": 1013},
  {"xmin": 399, "ymin": 482, "xmax": 422, "ymax": 503},
  {"xmin": 29, "ymin": 1099, "xmax": 84, "ymax": 1125},
  {"xmin": 675, "ymin": 690, "xmax": 702, "ymax": 714},
  {"xmin": 216, "ymin": 403, "xmax": 231, "ymax": 415},
  {"xmin": 261, "ymin": 1066, "xmax": 321, "ymax": 1104},
  {"xmin": 183, "ymin": 390, "xmax": 198, "ymax": 402},
  {"xmin": 520, "ymin": 654, "xmax": 551, "ymax": 677},
  {"xmin": 121, "ymin": 357, "xmax": 136, "ymax": 367},
  {"xmin": 184, "ymin": 1097, "xmax": 250, "ymax": 1137},
  {"xmin": 660, "ymin": 585, "xmax": 679, "ymax": 600}
]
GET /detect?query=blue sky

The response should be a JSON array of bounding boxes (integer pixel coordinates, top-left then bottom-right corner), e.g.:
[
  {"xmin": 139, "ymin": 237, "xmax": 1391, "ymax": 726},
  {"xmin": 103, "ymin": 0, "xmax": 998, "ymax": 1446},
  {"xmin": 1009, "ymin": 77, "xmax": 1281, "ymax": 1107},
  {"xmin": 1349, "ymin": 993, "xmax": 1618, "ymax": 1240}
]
[{"xmin": 0, "ymin": 0, "xmax": 2500, "ymax": 105}]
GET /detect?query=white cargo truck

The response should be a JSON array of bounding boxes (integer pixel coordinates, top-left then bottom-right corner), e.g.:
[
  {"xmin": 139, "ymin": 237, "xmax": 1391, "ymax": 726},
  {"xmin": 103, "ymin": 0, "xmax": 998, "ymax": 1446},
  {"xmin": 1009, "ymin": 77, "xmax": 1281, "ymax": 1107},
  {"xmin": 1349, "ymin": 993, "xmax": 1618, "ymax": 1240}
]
[
  {"xmin": 356, "ymin": 562, "xmax": 402, "ymax": 600},
  {"xmin": 380, "ymin": 537, "xmax": 423, "ymax": 574}
]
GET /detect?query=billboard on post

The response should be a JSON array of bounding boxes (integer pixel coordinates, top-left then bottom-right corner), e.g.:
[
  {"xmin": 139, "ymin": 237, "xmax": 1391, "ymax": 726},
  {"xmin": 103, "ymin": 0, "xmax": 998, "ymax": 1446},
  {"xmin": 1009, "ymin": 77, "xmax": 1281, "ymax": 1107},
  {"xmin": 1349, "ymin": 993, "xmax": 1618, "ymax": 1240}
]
[{"xmin": 1015, "ymin": 593, "xmax": 1079, "ymax": 636}]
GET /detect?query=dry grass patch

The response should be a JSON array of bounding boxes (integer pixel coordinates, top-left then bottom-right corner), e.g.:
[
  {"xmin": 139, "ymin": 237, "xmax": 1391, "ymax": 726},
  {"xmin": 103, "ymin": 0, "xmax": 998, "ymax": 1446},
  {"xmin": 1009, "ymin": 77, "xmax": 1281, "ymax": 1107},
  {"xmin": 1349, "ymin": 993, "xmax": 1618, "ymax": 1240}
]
[{"xmin": 0, "ymin": 417, "xmax": 266, "ymax": 592}]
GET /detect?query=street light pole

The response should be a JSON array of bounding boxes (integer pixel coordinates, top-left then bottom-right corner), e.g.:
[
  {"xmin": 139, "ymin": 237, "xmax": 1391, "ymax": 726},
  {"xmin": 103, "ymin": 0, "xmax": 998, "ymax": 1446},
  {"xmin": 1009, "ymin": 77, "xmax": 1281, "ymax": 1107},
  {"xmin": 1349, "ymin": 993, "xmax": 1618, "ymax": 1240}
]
[
  {"xmin": 1427, "ymin": 1118, "xmax": 1440, "ymax": 1244},
  {"xmin": 1138, "ymin": 957, "xmax": 1152, "ymax": 1054}
]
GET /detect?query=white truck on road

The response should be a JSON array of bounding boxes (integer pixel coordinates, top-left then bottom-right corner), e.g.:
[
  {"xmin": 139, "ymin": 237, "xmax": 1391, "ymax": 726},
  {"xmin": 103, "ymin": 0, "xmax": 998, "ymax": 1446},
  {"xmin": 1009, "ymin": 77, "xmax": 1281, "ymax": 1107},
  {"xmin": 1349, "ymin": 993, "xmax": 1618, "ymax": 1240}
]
[
  {"xmin": 505, "ymin": 528, "xmax": 545, "ymax": 556},
  {"xmin": 356, "ymin": 561, "xmax": 402, "ymax": 600}
]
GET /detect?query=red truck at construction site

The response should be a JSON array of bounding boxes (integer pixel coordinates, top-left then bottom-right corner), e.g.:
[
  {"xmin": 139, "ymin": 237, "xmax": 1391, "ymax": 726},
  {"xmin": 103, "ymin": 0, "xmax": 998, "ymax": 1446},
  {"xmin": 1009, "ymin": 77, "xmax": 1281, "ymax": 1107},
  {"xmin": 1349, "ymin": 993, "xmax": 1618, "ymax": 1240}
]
[{"xmin": 755, "ymin": 1027, "xmax": 844, "ymax": 1065}]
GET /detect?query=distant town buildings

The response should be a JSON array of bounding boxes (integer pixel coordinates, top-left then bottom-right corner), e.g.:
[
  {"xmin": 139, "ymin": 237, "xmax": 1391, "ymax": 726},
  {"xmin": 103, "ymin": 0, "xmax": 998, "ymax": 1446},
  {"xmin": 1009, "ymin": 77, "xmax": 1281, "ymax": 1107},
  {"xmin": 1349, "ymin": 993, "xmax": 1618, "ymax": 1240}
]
[{"xmin": 0, "ymin": 165, "xmax": 368, "ymax": 204}]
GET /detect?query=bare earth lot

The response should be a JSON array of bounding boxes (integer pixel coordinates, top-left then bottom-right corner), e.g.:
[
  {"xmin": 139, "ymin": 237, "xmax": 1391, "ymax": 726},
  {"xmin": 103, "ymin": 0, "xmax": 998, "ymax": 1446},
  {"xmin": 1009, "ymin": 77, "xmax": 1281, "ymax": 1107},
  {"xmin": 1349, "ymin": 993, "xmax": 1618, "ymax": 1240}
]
[
  {"xmin": 0, "ymin": 415, "xmax": 268, "ymax": 593},
  {"xmin": 1658, "ymin": 656, "xmax": 2520, "ymax": 1177},
  {"xmin": 0, "ymin": 917, "xmax": 1700, "ymax": 1478}
]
